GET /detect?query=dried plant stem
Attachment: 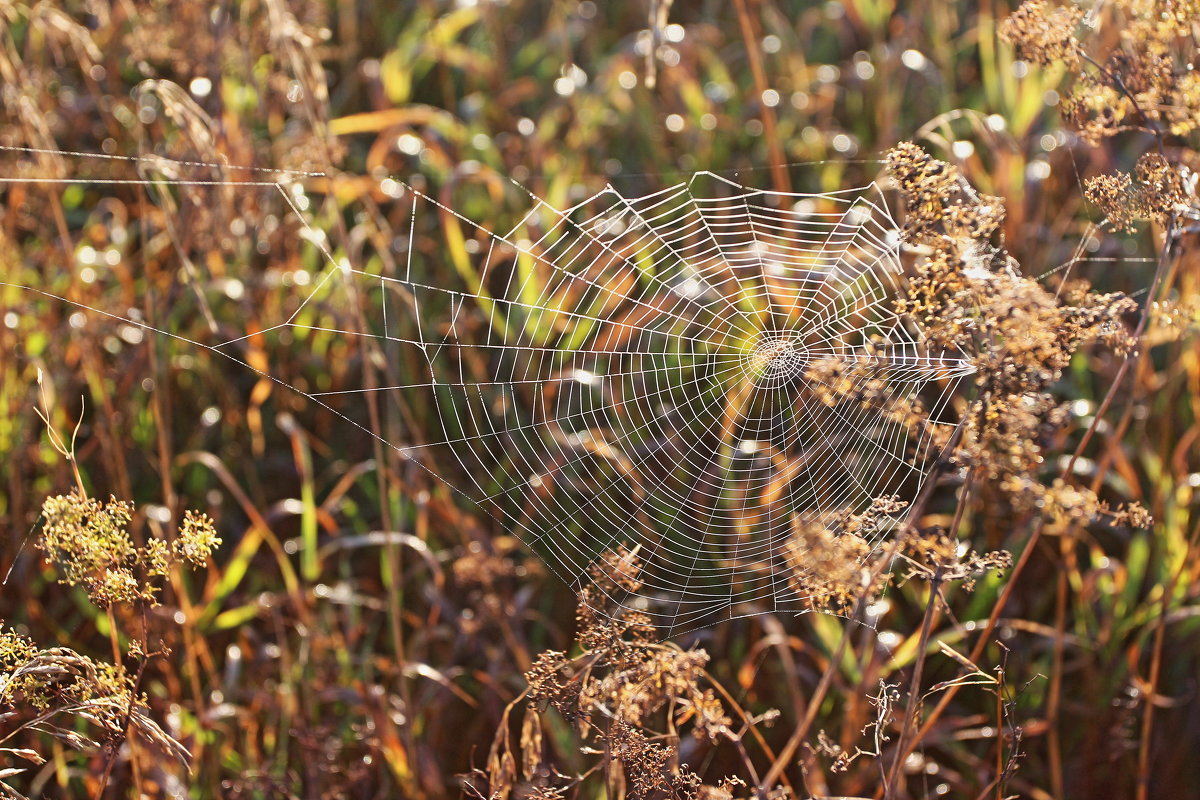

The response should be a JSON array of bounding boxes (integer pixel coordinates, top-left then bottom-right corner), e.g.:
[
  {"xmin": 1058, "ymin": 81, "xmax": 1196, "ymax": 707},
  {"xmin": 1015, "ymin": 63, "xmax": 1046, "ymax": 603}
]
[
  {"xmin": 702, "ymin": 667, "xmax": 794, "ymax": 798},
  {"xmin": 96, "ymin": 609, "xmax": 150, "ymax": 799},
  {"xmin": 1136, "ymin": 582, "xmax": 1169, "ymax": 800},
  {"xmin": 1064, "ymin": 220, "xmax": 1175, "ymax": 477},
  {"xmin": 731, "ymin": 0, "xmax": 789, "ymax": 193},
  {"xmin": 1047, "ymin": 547, "xmax": 1068, "ymax": 799},
  {"xmin": 1048, "ymin": 393, "xmax": 1135, "ymax": 796},
  {"xmin": 885, "ymin": 568, "xmax": 944, "ymax": 799},
  {"xmin": 99, "ymin": 605, "xmax": 131, "ymax": 795},
  {"xmin": 756, "ymin": 605, "xmax": 856, "ymax": 793},
  {"xmin": 994, "ymin": 674, "xmax": 1004, "ymax": 800},
  {"xmin": 1137, "ymin": 517, "xmax": 1200, "ymax": 800},
  {"xmin": 1049, "ymin": 219, "xmax": 1181, "ymax": 796},
  {"xmin": 34, "ymin": 375, "xmax": 87, "ymax": 498}
]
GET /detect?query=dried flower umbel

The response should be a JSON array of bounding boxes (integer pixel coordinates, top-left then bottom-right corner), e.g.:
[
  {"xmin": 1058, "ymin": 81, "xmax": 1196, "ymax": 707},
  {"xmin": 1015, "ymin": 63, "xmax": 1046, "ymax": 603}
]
[
  {"xmin": 1, "ymin": 494, "xmax": 223, "ymax": 797},
  {"xmin": 1004, "ymin": 0, "xmax": 1200, "ymax": 142},
  {"xmin": 0, "ymin": 623, "xmax": 188, "ymax": 798},
  {"xmin": 1085, "ymin": 153, "xmax": 1192, "ymax": 232},
  {"xmin": 885, "ymin": 142, "xmax": 1005, "ymax": 245},
  {"xmin": 475, "ymin": 549, "xmax": 764, "ymax": 800},
  {"xmin": 1003, "ymin": 0, "xmax": 1200, "ymax": 234},
  {"xmin": 886, "ymin": 143, "xmax": 1150, "ymax": 531},
  {"xmin": 999, "ymin": 0, "xmax": 1084, "ymax": 67},
  {"xmin": 781, "ymin": 499, "xmax": 904, "ymax": 614},
  {"xmin": 37, "ymin": 493, "xmax": 220, "ymax": 607}
]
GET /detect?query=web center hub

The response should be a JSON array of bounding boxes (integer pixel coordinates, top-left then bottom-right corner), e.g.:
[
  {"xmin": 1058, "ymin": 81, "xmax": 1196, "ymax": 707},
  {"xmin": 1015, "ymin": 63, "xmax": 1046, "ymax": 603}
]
[{"xmin": 744, "ymin": 334, "xmax": 807, "ymax": 388}]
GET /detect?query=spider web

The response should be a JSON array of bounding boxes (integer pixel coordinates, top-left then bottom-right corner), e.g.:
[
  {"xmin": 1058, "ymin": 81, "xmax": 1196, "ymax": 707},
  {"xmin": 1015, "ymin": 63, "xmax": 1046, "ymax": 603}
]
[{"xmin": 3, "ymin": 147, "xmax": 977, "ymax": 635}]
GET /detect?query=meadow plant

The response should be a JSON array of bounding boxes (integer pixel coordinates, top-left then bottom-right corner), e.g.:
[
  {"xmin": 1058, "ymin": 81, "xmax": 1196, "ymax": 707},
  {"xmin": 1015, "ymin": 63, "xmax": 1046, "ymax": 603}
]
[
  {"xmin": 1, "ymin": 492, "xmax": 218, "ymax": 797},
  {"xmin": 1003, "ymin": 0, "xmax": 1200, "ymax": 232},
  {"xmin": 886, "ymin": 142, "xmax": 1150, "ymax": 525},
  {"xmin": 479, "ymin": 550, "xmax": 755, "ymax": 800},
  {"xmin": 37, "ymin": 494, "xmax": 219, "ymax": 607}
]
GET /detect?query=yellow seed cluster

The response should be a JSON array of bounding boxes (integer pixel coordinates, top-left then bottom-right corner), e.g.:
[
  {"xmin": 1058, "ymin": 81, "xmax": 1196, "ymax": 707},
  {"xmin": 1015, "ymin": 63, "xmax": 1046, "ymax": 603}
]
[{"xmin": 38, "ymin": 493, "xmax": 221, "ymax": 607}]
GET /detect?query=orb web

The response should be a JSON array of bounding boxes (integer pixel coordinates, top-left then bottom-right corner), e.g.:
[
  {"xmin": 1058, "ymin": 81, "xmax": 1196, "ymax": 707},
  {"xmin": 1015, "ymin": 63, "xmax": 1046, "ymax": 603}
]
[
  {"xmin": 3, "ymin": 149, "xmax": 976, "ymax": 635},
  {"xmin": 275, "ymin": 170, "xmax": 977, "ymax": 634}
]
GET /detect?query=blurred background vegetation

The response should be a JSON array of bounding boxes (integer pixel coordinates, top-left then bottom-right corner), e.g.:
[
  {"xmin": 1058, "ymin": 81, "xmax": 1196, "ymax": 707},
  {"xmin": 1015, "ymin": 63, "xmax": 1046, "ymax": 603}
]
[{"xmin": 1, "ymin": 0, "xmax": 1198, "ymax": 798}]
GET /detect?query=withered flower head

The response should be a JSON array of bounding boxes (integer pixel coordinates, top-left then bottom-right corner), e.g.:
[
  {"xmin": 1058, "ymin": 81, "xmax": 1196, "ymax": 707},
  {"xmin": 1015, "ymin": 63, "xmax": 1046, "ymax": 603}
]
[
  {"xmin": 886, "ymin": 142, "xmax": 1005, "ymax": 246},
  {"xmin": 1086, "ymin": 153, "xmax": 1189, "ymax": 232},
  {"xmin": 885, "ymin": 143, "xmax": 1140, "ymax": 532},
  {"xmin": 38, "ymin": 493, "xmax": 221, "ymax": 607},
  {"xmin": 999, "ymin": 1, "xmax": 1084, "ymax": 67}
]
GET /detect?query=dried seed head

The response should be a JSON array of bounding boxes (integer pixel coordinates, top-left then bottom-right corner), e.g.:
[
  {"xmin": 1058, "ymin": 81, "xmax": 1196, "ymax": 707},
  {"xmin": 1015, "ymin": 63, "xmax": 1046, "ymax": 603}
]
[
  {"xmin": 37, "ymin": 493, "xmax": 221, "ymax": 607},
  {"xmin": 999, "ymin": 1, "xmax": 1084, "ymax": 67}
]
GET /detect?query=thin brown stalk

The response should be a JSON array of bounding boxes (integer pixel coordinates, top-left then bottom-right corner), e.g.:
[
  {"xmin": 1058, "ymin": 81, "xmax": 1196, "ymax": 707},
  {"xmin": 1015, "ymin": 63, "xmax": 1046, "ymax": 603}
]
[
  {"xmin": 702, "ymin": 666, "xmax": 793, "ymax": 797},
  {"xmin": 995, "ymin": 668, "xmax": 1004, "ymax": 800},
  {"xmin": 1047, "ymin": 550, "xmax": 1068, "ymax": 799},
  {"xmin": 1137, "ymin": 517, "xmax": 1200, "ymax": 800},
  {"xmin": 731, "ymin": 0, "xmax": 789, "ymax": 193},
  {"xmin": 756, "ymin": 605, "xmax": 857, "ymax": 792},
  {"xmin": 885, "ymin": 568, "xmax": 944, "ymax": 799}
]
